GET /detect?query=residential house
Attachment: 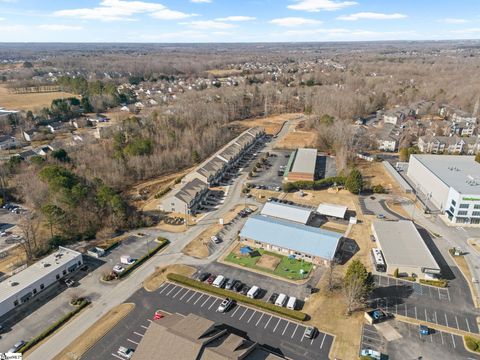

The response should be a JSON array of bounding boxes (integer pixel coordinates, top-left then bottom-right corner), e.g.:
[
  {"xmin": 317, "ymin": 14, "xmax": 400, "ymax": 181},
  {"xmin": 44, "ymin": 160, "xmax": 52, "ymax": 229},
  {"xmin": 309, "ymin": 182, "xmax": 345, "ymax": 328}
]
[
  {"xmin": 23, "ymin": 129, "xmax": 38, "ymax": 142},
  {"xmin": 70, "ymin": 118, "xmax": 92, "ymax": 129},
  {"xmin": 449, "ymin": 121, "xmax": 476, "ymax": 137},
  {"xmin": 376, "ymin": 124, "xmax": 400, "ymax": 152},
  {"xmin": 47, "ymin": 121, "xmax": 68, "ymax": 133},
  {"xmin": 0, "ymin": 135, "xmax": 19, "ymax": 150},
  {"xmin": 452, "ymin": 110, "xmax": 477, "ymax": 124},
  {"xmin": 383, "ymin": 110, "xmax": 407, "ymax": 125},
  {"xmin": 159, "ymin": 177, "xmax": 208, "ymax": 214},
  {"xmin": 87, "ymin": 114, "xmax": 109, "ymax": 123},
  {"xmin": 418, "ymin": 135, "xmax": 480, "ymax": 155}
]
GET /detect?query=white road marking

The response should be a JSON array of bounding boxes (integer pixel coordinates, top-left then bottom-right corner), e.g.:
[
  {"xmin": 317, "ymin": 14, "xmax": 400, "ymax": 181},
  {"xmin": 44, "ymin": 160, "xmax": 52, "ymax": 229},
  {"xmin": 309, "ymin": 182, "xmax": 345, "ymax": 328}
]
[
  {"xmin": 173, "ymin": 287, "xmax": 184, "ymax": 298},
  {"xmin": 445, "ymin": 313, "xmax": 449, "ymax": 327},
  {"xmin": 273, "ymin": 318, "xmax": 282, "ymax": 332},
  {"xmin": 363, "ymin": 328, "xmax": 378, "ymax": 335},
  {"xmin": 209, "ymin": 298, "xmax": 219, "ymax": 310},
  {"xmin": 186, "ymin": 291, "xmax": 197, "ymax": 303},
  {"xmin": 111, "ymin": 353, "xmax": 125, "ymax": 360},
  {"xmin": 264, "ymin": 316, "xmax": 272, "ymax": 329},
  {"xmin": 291, "ymin": 324, "xmax": 299, "ymax": 339},
  {"xmin": 320, "ymin": 333, "xmax": 327, "ymax": 349},
  {"xmin": 180, "ymin": 289, "xmax": 190, "ymax": 300},
  {"xmin": 231, "ymin": 306, "xmax": 241, "ymax": 318},
  {"xmin": 414, "ymin": 306, "xmax": 417, "ymax": 319},
  {"xmin": 447, "ymin": 289, "xmax": 451, "ymax": 302},
  {"xmin": 255, "ymin": 313, "xmax": 264, "ymax": 326},
  {"xmin": 434, "ymin": 311, "xmax": 438, "ymax": 324},
  {"xmin": 159, "ymin": 283, "xmax": 172, "ymax": 295},
  {"xmin": 146, "ymin": 319, "xmax": 152, "ymax": 323},
  {"xmin": 425, "ymin": 308, "xmax": 428, "ymax": 322},
  {"xmin": 405, "ymin": 303, "xmax": 407, "ymax": 316},
  {"xmin": 140, "ymin": 325, "xmax": 148, "ymax": 330},
  {"xmin": 247, "ymin": 311, "xmax": 256, "ymax": 323},
  {"xmin": 451, "ymin": 334, "xmax": 456, "ymax": 348},
  {"xmin": 440, "ymin": 330, "xmax": 444, "ymax": 345},
  {"xmin": 362, "ymin": 335, "xmax": 382, "ymax": 342},
  {"xmin": 395, "ymin": 303, "xmax": 398, "ymax": 314},
  {"xmin": 466, "ymin": 318, "xmax": 471, "ymax": 333},
  {"xmin": 455, "ymin": 315, "xmax": 459, "ymax": 329},
  {"xmin": 201, "ymin": 296, "xmax": 211, "ymax": 307},
  {"xmin": 127, "ymin": 338, "xmax": 139, "ymax": 345},
  {"xmin": 239, "ymin": 308, "xmax": 249, "ymax": 321},
  {"xmin": 133, "ymin": 331, "xmax": 144, "ymax": 337},
  {"xmin": 166, "ymin": 285, "xmax": 177, "ymax": 296},
  {"xmin": 437, "ymin": 288, "xmax": 441, "ymax": 301},
  {"xmin": 194, "ymin": 293, "xmax": 204, "ymax": 305},
  {"xmin": 282, "ymin": 322, "xmax": 289, "ymax": 336}
]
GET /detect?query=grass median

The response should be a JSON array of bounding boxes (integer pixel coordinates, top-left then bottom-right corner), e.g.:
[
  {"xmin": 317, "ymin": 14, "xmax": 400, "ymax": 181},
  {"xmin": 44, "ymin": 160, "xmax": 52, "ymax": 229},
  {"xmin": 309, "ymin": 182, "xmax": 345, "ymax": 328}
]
[{"xmin": 167, "ymin": 273, "xmax": 308, "ymax": 321}]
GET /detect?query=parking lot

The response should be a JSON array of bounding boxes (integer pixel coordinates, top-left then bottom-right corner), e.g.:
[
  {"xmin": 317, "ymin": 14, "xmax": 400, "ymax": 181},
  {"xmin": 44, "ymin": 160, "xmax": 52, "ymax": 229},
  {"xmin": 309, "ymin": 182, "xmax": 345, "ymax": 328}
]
[
  {"xmin": 359, "ymin": 323, "xmax": 386, "ymax": 356},
  {"xmin": 374, "ymin": 275, "xmax": 451, "ymax": 302},
  {"xmin": 84, "ymin": 283, "xmax": 334, "ymax": 360},
  {"xmin": 246, "ymin": 149, "xmax": 291, "ymax": 188}
]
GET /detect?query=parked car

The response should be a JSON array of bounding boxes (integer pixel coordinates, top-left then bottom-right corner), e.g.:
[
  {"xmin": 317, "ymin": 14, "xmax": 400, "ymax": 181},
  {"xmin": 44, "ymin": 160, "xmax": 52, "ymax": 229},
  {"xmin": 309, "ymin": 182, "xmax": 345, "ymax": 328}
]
[
  {"xmin": 232, "ymin": 281, "xmax": 243, "ymax": 292},
  {"xmin": 303, "ymin": 326, "xmax": 317, "ymax": 339},
  {"xmin": 225, "ymin": 278, "xmax": 237, "ymax": 290},
  {"xmin": 7, "ymin": 340, "xmax": 25, "ymax": 353},
  {"xmin": 217, "ymin": 298, "xmax": 234, "ymax": 313},
  {"xmin": 117, "ymin": 346, "xmax": 135, "ymax": 359},
  {"xmin": 113, "ymin": 264, "xmax": 125, "ymax": 273},
  {"xmin": 240, "ymin": 285, "xmax": 250, "ymax": 295},
  {"xmin": 64, "ymin": 278, "xmax": 75, "ymax": 287},
  {"xmin": 153, "ymin": 310, "xmax": 164, "ymax": 320},
  {"xmin": 120, "ymin": 255, "xmax": 135, "ymax": 265},
  {"xmin": 247, "ymin": 285, "xmax": 260, "ymax": 299},
  {"xmin": 419, "ymin": 324, "xmax": 430, "ymax": 335},
  {"xmin": 197, "ymin": 272, "xmax": 210, "ymax": 282},
  {"xmin": 205, "ymin": 275, "xmax": 216, "ymax": 285},
  {"xmin": 360, "ymin": 349, "xmax": 381, "ymax": 360},
  {"xmin": 213, "ymin": 275, "xmax": 226, "ymax": 288},
  {"xmin": 211, "ymin": 235, "xmax": 221, "ymax": 244},
  {"xmin": 267, "ymin": 292, "xmax": 279, "ymax": 304},
  {"xmin": 244, "ymin": 207, "xmax": 253, "ymax": 214},
  {"xmin": 376, "ymin": 214, "xmax": 385, "ymax": 219}
]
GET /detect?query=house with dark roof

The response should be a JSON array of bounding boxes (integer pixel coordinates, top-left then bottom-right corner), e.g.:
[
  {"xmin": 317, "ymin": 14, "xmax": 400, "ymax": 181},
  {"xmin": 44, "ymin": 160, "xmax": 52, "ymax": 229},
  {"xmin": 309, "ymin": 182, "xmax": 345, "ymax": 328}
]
[
  {"xmin": 0, "ymin": 135, "xmax": 19, "ymax": 150},
  {"xmin": 160, "ymin": 177, "xmax": 208, "ymax": 214}
]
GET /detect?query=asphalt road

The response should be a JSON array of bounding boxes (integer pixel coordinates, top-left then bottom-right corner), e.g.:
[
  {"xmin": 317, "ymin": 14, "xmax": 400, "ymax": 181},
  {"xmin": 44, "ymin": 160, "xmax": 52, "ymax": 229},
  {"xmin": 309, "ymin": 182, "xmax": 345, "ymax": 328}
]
[{"xmin": 84, "ymin": 283, "xmax": 334, "ymax": 360}]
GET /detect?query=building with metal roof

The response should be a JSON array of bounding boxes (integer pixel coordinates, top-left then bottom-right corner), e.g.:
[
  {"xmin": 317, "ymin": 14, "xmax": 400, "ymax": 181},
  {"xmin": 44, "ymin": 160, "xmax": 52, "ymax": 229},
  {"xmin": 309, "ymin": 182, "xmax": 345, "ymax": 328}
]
[
  {"xmin": 316, "ymin": 203, "xmax": 347, "ymax": 219},
  {"xmin": 284, "ymin": 148, "xmax": 318, "ymax": 182},
  {"xmin": 407, "ymin": 154, "xmax": 480, "ymax": 225},
  {"xmin": 239, "ymin": 215, "xmax": 342, "ymax": 265},
  {"xmin": 0, "ymin": 247, "xmax": 83, "ymax": 318},
  {"xmin": 260, "ymin": 202, "xmax": 313, "ymax": 224},
  {"xmin": 371, "ymin": 220, "xmax": 440, "ymax": 279}
]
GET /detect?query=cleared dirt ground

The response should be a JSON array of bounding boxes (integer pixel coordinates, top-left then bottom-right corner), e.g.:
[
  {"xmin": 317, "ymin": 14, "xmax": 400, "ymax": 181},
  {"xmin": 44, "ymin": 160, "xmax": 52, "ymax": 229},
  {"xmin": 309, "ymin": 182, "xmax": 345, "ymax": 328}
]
[
  {"xmin": 143, "ymin": 264, "xmax": 195, "ymax": 292},
  {"xmin": 0, "ymin": 245, "xmax": 26, "ymax": 275},
  {"xmin": 356, "ymin": 159, "xmax": 407, "ymax": 196},
  {"xmin": 0, "ymin": 84, "xmax": 78, "ymax": 111},
  {"xmin": 274, "ymin": 121, "xmax": 317, "ymax": 149},
  {"xmin": 231, "ymin": 113, "xmax": 302, "ymax": 135}
]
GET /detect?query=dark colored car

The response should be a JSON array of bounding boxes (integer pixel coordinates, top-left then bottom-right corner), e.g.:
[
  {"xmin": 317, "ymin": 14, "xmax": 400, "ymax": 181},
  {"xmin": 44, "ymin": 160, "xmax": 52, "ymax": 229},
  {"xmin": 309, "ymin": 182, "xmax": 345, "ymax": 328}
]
[
  {"xmin": 197, "ymin": 272, "xmax": 210, "ymax": 282},
  {"xmin": 232, "ymin": 281, "xmax": 243, "ymax": 292},
  {"xmin": 225, "ymin": 279, "xmax": 237, "ymax": 290},
  {"xmin": 240, "ymin": 285, "xmax": 250, "ymax": 295},
  {"xmin": 206, "ymin": 275, "xmax": 216, "ymax": 285},
  {"xmin": 268, "ymin": 292, "xmax": 279, "ymax": 304}
]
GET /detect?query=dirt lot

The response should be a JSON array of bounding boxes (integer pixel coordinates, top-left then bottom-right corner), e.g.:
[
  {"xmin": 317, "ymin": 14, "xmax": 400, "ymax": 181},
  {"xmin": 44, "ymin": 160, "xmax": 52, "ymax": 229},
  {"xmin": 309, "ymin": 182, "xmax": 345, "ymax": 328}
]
[
  {"xmin": 356, "ymin": 160, "xmax": 407, "ymax": 196},
  {"xmin": 0, "ymin": 245, "xmax": 26, "ymax": 275},
  {"xmin": 231, "ymin": 113, "xmax": 302, "ymax": 135},
  {"xmin": 256, "ymin": 253, "xmax": 281, "ymax": 270},
  {"xmin": 143, "ymin": 264, "xmax": 195, "ymax": 292},
  {"xmin": 52, "ymin": 303, "xmax": 135, "ymax": 360},
  {"xmin": 206, "ymin": 69, "xmax": 243, "ymax": 77},
  {"xmin": 0, "ymin": 84, "xmax": 78, "ymax": 111},
  {"xmin": 274, "ymin": 121, "xmax": 317, "ymax": 149}
]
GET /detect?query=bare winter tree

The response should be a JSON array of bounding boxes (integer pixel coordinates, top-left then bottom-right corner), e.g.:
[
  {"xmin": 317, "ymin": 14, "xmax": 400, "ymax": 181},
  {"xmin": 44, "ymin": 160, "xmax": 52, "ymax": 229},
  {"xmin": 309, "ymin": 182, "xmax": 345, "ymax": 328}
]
[{"xmin": 17, "ymin": 214, "xmax": 42, "ymax": 264}]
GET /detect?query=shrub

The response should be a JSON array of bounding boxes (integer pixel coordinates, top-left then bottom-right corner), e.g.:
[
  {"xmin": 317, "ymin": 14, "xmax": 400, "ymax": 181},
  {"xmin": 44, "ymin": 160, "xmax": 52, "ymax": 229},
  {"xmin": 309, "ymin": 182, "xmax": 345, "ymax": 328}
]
[
  {"xmin": 167, "ymin": 273, "xmax": 307, "ymax": 321},
  {"xmin": 118, "ymin": 237, "xmax": 169, "ymax": 278},
  {"xmin": 419, "ymin": 279, "xmax": 448, "ymax": 288},
  {"xmin": 18, "ymin": 299, "xmax": 90, "ymax": 354},
  {"xmin": 465, "ymin": 336, "xmax": 480, "ymax": 352},
  {"xmin": 393, "ymin": 268, "xmax": 399, "ymax": 278},
  {"xmin": 372, "ymin": 184, "xmax": 386, "ymax": 194},
  {"xmin": 154, "ymin": 186, "xmax": 171, "ymax": 199}
]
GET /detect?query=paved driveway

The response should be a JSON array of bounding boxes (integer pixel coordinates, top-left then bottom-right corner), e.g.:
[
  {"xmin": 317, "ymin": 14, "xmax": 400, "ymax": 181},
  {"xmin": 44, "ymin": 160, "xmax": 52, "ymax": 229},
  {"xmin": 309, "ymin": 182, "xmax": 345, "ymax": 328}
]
[{"xmin": 84, "ymin": 283, "xmax": 334, "ymax": 360}]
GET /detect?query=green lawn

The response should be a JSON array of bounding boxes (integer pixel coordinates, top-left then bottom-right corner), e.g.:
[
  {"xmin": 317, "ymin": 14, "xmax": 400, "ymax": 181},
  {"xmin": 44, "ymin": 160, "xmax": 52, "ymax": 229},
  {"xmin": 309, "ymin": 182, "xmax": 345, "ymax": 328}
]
[{"xmin": 225, "ymin": 248, "xmax": 313, "ymax": 280}]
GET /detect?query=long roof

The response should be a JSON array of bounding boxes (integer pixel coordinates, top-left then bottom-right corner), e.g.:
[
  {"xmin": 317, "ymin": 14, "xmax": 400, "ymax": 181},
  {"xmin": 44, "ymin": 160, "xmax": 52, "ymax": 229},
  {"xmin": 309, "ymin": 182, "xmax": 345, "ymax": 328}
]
[
  {"xmin": 0, "ymin": 247, "xmax": 82, "ymax": 303},
  {"xmin": 410, "ymin": 154, "xmax": 480, "ymax": 194},
  {"xmin": 372, "ymin": 220, "xmax": 440, "ymax": 271},
  {"xmin": 316, "ymin": 203, "xmax": 347, "ymax": 218},
  {"xmin": 260, "ymin": 202, "xmax": 312, "ymax": 224},
  {"xmin": 173, "ymin": 177, "xmax": 207, "ymax": 204},
  {"xmin": 240, "ymin": 215, "xmax": 342, "ymax": 260},
  {"xmin": 290, "ymin": 148, "xmax": 317, "ymax": 174}
]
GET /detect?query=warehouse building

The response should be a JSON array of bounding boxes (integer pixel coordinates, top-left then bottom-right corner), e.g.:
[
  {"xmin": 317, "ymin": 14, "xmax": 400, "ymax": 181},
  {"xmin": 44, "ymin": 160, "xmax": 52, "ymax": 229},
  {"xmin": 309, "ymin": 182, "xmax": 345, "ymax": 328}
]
[
  {"xmin": 0, "ymin": 247, "xmax": 83, "ymax": 318},
  {"xmin": 407, "ymin": 154, "xmax": 480, "ymax": 225},
  {"xmin": 260, "ymin": 201, "xmax": 313, "ymax": 224},
  {"xmin": 371, "ymin": 220, "xmax": 441, "ymax": 279},
  {"xmin": 284, "ymin": 148, "xmax": 318, "ymax": 182},
  {"xmin": 240, "ymin": 215, "xmax": 342, "ymax": 265},
  {"xmin": 317, "ymin": 203, "xmax": 347, "ymax": 219}
]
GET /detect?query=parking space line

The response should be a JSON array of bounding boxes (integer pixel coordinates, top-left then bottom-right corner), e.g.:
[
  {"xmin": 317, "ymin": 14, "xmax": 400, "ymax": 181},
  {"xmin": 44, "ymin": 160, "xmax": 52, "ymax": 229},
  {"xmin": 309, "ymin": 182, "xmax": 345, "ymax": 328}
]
[
  {"xmin": 159, "ymin": 283, "xmax": 172, "ymax": 295},
  {"xmin": 281, "ymin": 322, "xmax": 289, "ymax": 335},
  {"xmin": 451, "ymin": 334, "xmax": 456, "ymax": 348},
  {"xmin": 273, "ymin": 318, "xmax": 282, "ymax": 333},
  {"xmin": 466, "ymin": 318, "xmax": 471, "ymax": 333},
  {"xmin": 445, "ymin": 313, "xmax": 449, "ymax": 327},
  {"xmin": 424, "ymin": 308, "xmax": 428, "ymax": 322},
  {"xmin": 186, "ymin": 291, "xmax": 197, "ymax": 303},
  {"xmin": 127, "ymin": 338, "xmax": 139, "ymax": 345},
  {"xmin": 146, "ymin": 319, "xmax": 152, "ymax": 323},
  {"xmin": 230, "ymin": 306, "xmax": 241, "ymax": 318},
  {"xmin": 194, "ymin": 293, "xmax": 204, "ymax": 305},
  {"xmin": 201, "ymin": 296, "xmax": 211, "ymax": 307},
  {"xmin": 140, "ymin": 325, "xmax": 148, "ymax": 330},
  {"xmin": 437, "ymin": 287, "xmax": 441, "ymax": 300},
  {"xmin": 404, "ymin": 303, "xmax": 407, "ymax": 316},
  {"xmin": 362, "ymin": 335, "xmax": 382, "ymax": 342},
  {"xmin": 264, "ymin": 315, "xmax": 272, "ymax": 329},
  {"xmin": 447, "ymin": 289, "xmax": 451, "ymax": 302},
  {"xmin": 209, "ymin": 298, "xmax": 219, "ymax": 310},
  {"xmin": 111, "ymin": 353, "xmax": 125, "ymax": 360},
  {"xmin": 166, "ymin": 285, "xmax": 177, "ymax": 296},
  {"xmin": 310, "ymin": 337, "xmax": 315, "ymax": 345},
  {"xmin": 133, "ymin": 331, "xmax": 144, "ymax": 337},
  {"xmin": 434, "ymin": 311, "xmax": 438, "ymax": 324},
  {"xmin": 239, "ymin": 308, "xmax": 249, "ymax": 321},
  {"xmin": 255, "ymin": 313, "xmax": 264, "ymax": 326},
  {"xmin": 291, "ymin": 324, "xmax": 299, "ymax": 339},
  {"xmin": 363, "ymin": 328, "xmax": 378, "ymax": 335},
  {"xmin": 414, "ymin": 306, "xmax": 417, "ymax": 319},
  {"xmin": 247, "ymin": 311, "xmax": 256, "ymax": 323},
  {"xmin": 440, "ymin": 330, "xmax": 444, "ymax": 345},
  {"xmin": 173, "ymin": 287, "xmax": 184, "ymax": 298},
  {"xmin": 320, "ymin": 333, "xmax": 326, "ymax": 349},
  {"xmin": 180, "ymin": 289, "xmax": 191, "ymax": 301},
  {"xmin": 455, "ymin": 315, "xmax": 459, "ymax": 329}
]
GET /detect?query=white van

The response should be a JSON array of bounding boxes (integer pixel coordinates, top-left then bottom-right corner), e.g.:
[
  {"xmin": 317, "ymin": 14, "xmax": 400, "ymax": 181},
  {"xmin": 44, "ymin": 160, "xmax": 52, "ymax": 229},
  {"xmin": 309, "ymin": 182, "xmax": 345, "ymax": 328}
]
[
  {"xmin": 287, "ymin": 296, "xmax": 297, "ymax": 310},
  {"xmin": 212, "ymin": 275, "xmax": 226, "ymax": 288},
  {"xmin": 247, "ymin": 285, "xmax": 260, "ymax": 299},
  {"xmin": 275, "ymin": 293, "xmax": 288, "ymax": 307}
]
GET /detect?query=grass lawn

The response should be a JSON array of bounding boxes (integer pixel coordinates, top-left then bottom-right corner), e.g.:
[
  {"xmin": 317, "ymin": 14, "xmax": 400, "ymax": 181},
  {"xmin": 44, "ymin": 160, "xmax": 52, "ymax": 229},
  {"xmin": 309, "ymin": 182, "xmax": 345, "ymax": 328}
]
[{"xmin": 225, "ymin": 247, "xmax": 313, "ymax": 280}]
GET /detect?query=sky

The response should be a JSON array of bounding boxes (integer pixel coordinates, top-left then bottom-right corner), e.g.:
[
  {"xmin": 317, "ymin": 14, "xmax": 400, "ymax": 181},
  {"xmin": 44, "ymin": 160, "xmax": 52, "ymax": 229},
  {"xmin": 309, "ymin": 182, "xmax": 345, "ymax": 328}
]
[{"xmin": 1, "ymin": 0, "xmax": 480, "ymax": 42}]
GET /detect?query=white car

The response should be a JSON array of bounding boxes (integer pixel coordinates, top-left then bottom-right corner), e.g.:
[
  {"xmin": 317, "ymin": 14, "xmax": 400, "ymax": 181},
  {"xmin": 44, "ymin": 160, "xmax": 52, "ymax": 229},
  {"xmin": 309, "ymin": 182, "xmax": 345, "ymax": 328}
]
[
  {"xmin": 118, "ymin": 346, "xmax": 135, "ymax": 359},
  {"xmin": 217, "ymin": 298, "xmax": 233, "ymax": 313},
  {"xmin": 113, "ymin": 264, "xmax": 125, "ymax": 273},
  {"xmin": 211, "ymin": 235, "xmax": 221, "ymax": 244}
]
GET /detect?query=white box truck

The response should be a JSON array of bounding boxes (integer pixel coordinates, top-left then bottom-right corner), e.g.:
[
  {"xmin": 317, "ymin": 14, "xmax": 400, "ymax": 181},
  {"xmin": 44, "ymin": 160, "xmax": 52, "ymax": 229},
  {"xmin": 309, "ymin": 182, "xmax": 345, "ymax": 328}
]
[
  {"xmin": 120, "ymin": 255, "xmax": 135, "ymax": 265},
  {"xmin": 213, "ymin": 275, "xmax": 226, "ymax": 288},
  {"xmin": 287, "ymin": 296, "xmax": 297, "ymax": 310},
  {"xmin": 275, "ymin": 293, "xmax": 288, "ymax": 307},
  {"xmin": 247, "ymin": 285, "xmax": 260, "ymax": 299}
]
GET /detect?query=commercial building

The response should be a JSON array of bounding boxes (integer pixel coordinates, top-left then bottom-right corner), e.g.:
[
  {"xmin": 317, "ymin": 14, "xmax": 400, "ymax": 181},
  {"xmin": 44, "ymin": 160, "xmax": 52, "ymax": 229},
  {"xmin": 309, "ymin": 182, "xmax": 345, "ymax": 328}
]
[
  {"xmin": 260, "ymin": 202, "xmax": 313, "ymax": 224},
  {"xmin": 132, "ymin": 313, "xmax": 283, "ymax": 360},
  {"xmin": 239, "ymin": 215, "xmax": 342, "ymax": 265},
  {"xmin": 407, "ymin": 154, "xmax": 480, "ymax": 225},
  {"xmin": 371, "ymin": 220, "xmax": 440, "ymax": 279},
  {"xmin": 284, "ymin": 148, "xmax": 318, "ymax": 182},
  {"xmin": 316, "ymin": 203, "xmax": 347, "ymax": 219},
  {"xmin": 0, "ymin": 247, "xmax": 83, "ymax": 318}
]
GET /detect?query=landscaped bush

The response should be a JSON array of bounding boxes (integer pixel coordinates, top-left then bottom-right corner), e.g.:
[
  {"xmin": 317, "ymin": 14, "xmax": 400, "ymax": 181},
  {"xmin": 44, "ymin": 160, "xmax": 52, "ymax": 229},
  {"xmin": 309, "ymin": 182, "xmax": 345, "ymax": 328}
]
[
  {"xmin": 118, "ymin": 237, "xmax": 169, "ymax": 278},
  {"xmin": 283, "ymin": 176, "xmax": 347, "ymax": 192},
  {"xmin": 465, "ymin": 336, "xmax": 480, "ymax": 352},
  {"xmin": 154, "ymin": 186, "xmax": 171, "ymax": 199},
  {"xmin": 167, "ymin": 273, "xmax": 307, "ymax": 321},
  {"xmin": 18, "ymin": 299, "xmax": 91, "ymax": 354},
  {"xmin": 393, "ymin": 268, "xmax": 399, "ymax": 278},
  {"xmin": 419, "ymin": 279, "xmax": 447, "ymax": 288},
  {"xmin": 403, "ymin": 276, "xmax": 416, "ymax": 282}
]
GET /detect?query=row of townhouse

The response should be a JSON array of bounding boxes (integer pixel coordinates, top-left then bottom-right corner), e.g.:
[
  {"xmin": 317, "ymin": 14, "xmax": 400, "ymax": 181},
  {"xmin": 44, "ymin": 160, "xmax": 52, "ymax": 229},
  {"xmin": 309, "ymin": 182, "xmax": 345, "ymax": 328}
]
[
  {"xmin": 160, "ymin": 127, "xmax": 265, "ymax": 214},
  {"xmin": 418, "ymin": 135, "xmax": 480, "ymax": 155}
]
